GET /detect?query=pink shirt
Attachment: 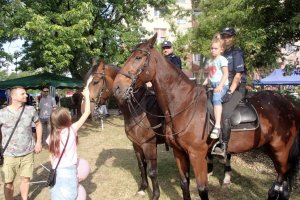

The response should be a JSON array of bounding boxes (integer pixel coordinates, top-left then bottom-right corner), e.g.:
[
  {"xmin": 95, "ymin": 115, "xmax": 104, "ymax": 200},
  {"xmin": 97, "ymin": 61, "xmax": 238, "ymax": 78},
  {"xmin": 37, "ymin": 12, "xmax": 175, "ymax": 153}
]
[{"xmin": 47, "ymin": 124, "xmax": 78, "ymax": 169}]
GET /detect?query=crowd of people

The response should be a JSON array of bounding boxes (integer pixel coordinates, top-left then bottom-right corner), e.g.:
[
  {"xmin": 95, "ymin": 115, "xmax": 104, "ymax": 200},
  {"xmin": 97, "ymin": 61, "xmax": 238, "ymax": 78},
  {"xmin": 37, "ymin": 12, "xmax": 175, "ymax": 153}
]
[
  {"xmin": 0, "ymin": 27, "xmax": 246, "ymax": 199},
  {"xmin": 0, "ymin": 82, "xmax": 94, "ymax": 200}
]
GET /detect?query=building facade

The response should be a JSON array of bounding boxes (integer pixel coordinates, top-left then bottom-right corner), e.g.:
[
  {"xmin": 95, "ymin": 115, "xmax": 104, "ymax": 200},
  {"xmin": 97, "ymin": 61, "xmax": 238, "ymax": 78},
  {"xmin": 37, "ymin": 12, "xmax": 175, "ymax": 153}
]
[{"xmin": 142, "ymin": 0, "xmax": 193, "ymax": 44}]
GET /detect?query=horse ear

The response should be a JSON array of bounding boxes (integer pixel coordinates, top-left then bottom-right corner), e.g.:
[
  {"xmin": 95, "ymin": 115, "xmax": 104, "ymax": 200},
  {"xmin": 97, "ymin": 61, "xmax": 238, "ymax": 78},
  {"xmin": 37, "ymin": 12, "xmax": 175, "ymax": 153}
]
[
  {"xmin": 148, "ymin": 33, "xmax": 157, "ymax": 48},
  {"xmin": 99, "ymin": 59, "xmax": 105, "ymax": 65},
  {"xmin": 91, "ymin": 58, "xmax": 97, "ymax": 66}
]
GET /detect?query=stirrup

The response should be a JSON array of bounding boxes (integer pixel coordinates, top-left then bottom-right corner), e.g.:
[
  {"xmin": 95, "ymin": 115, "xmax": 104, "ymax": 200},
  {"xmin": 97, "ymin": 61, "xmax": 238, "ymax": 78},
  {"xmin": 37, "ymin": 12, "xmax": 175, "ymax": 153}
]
[{"xmin": 211, "ymin": 142, "xmax": 226, "ymax": 158}]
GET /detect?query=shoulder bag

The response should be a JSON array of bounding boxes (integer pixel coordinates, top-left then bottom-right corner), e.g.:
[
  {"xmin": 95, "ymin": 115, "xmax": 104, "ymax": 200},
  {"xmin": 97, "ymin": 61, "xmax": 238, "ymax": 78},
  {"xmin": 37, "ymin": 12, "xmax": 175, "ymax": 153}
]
[{"xmin": 47, "ymin": 128, "xmax": 70, "ymax": 187}]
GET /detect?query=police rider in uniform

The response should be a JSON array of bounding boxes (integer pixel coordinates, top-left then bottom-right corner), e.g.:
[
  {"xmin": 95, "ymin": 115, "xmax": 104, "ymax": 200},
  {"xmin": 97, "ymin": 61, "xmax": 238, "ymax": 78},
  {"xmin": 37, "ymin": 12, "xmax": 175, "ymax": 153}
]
[
  {"xmin": 213, "ymin": 27, "xmax": 247, "ymax": 157},
  {"xmin": 161, "ymin": 41, "xmax": 182, "ymax": 69}
]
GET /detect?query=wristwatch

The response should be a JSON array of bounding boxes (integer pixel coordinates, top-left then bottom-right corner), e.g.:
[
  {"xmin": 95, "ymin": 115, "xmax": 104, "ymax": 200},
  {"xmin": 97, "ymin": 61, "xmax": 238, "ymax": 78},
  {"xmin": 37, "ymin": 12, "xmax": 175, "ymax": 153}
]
[{"xmin": 227, "ymin": 89, "xmax": 232, "ymax": 94}]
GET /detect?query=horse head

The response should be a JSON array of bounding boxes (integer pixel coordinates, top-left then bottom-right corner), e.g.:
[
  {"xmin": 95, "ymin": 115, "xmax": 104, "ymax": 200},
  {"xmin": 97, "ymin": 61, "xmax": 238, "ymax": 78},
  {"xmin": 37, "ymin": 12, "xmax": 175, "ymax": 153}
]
[
  {"xmin": 113, "ymin": 33, "xmax": 158, "ymax": 103},
  {"xmin": 85, "ymin": 60, "xmax": 119, "ymax": 117}
]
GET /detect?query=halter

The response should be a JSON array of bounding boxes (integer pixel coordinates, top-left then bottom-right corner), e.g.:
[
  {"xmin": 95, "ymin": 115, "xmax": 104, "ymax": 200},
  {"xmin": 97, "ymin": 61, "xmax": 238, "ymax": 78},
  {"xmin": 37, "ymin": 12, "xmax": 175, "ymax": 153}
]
[
  {"xmin": 90, "ymin": 68, "xmax": 109, "ymax": 106},
  {"xmin": 118, "ymin": 48, "xmax": 151, "ymax": 100}
]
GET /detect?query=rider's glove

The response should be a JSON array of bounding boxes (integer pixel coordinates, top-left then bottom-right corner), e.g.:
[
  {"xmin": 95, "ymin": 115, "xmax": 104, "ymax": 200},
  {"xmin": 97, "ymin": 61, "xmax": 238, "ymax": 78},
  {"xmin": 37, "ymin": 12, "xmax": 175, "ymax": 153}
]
[{"xmin": 222, "ymin": 90, "xmax": 232, "ymax": 103}]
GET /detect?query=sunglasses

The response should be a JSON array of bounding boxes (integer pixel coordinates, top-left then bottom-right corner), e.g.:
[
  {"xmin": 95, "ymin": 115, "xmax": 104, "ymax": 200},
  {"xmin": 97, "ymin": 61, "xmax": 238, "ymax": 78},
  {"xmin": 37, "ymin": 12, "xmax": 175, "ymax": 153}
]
[{"xmin": 43, "ymin": 90, "xmax": 49, "ymax": 92}]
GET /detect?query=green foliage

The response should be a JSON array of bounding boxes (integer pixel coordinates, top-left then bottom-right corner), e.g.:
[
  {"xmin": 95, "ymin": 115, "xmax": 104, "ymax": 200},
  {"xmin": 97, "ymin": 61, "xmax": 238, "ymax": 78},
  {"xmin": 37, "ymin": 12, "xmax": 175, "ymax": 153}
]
[
  {"xmin": 60, "ymin": 96, "xmax": 73, "ymax": 109},
  {"xmin": 0, "ymin": 69, "xmax": 36, "ymax": 81},
  {"xmin": 189, "ymin": 0, "xmax": 300, "ymax": 71},
  {"xmin": 0, "ymin": 0, "xmax": 175, "ymax": 79}
]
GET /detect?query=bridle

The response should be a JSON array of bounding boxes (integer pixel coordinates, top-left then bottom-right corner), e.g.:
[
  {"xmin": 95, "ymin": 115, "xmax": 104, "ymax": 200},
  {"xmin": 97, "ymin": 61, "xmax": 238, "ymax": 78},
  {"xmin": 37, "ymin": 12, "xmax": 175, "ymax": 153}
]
[
  {"xmin": 118, "ymin": 48, "xmax": 151, "ymax": 100},
  {"xmin": 90, "ymin": 68, "xmax": 109, "ymax": 106},
  {"xmin": 117, "ymin": 46, "xmax": 205, "ymax": 136}
]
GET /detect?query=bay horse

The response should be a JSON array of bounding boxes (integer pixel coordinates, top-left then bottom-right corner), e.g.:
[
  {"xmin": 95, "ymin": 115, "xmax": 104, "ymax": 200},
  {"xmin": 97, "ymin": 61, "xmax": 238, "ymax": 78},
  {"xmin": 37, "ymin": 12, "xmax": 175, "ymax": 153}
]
[
  {"xmin": 112, "ymin": 34, "xmax": 300, "ymax": 200},
  {"xmin": 85, "ymin": 61, "xmax": 166, "ymax": 200}
]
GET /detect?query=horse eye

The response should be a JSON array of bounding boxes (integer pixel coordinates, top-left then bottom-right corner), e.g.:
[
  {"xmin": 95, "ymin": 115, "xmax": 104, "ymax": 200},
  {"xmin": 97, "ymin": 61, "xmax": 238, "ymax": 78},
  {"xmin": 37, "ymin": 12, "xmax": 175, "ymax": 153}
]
[
  {"xmin": 135, "ymin": 56, "xmax": 142, "ymax": 60},
  {"xmin": 93, "ymin": 80, "xmax": 99, "ymax": 85}
]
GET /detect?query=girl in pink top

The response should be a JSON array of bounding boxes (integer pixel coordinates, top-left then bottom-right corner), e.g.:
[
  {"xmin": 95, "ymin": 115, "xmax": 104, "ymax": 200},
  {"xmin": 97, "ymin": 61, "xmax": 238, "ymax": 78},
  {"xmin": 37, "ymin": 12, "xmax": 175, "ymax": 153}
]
[{"xmin": 47, "ymin": 77, "xmax": 92, "ymax": 200}]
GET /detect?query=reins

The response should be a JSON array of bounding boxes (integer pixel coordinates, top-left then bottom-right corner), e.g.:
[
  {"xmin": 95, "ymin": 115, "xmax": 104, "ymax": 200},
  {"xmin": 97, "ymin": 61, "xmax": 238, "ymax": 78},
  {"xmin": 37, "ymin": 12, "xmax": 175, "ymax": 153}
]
[{"xmin": 117, "ymin": 47, "xmax": 208, "ymax": 136}]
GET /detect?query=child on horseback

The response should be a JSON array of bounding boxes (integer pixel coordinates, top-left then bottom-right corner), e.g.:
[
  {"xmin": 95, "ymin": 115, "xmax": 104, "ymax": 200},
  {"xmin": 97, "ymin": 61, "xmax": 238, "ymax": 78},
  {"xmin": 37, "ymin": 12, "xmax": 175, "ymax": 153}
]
[
  {"xmin": 46, "ymin": 77, "xmax": 92, "ymax": 200},
  {"xmin": 203, "ymin": 38, "xmax": 229, "ymax": 139}
]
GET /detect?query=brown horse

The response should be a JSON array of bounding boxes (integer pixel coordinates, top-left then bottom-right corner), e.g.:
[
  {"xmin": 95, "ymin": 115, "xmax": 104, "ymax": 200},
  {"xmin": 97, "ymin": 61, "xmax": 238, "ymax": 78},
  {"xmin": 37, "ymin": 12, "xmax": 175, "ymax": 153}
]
[
  {"xmin": 112, "ymin": 34, "xmax": 300, "ymax": 200},
  {"xmin": 85, "ymin": 61, "xmax": 166, "ymax": 200}
]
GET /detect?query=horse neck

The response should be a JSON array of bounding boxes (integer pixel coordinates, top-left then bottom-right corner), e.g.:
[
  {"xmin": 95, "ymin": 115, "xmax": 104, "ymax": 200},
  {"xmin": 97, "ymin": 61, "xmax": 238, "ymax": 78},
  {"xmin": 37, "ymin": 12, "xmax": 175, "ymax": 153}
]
[{"xmin": 151, "ymin": 51, "xmax": 196, "ymax": 113}]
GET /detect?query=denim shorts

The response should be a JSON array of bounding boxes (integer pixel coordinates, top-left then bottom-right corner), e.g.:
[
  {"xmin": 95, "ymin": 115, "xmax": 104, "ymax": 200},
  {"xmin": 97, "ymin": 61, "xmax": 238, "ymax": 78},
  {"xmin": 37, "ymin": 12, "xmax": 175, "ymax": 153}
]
[
  {"xmin": 50, "ymin": 165, "xmax": 78, "ymax": 200},
  {"xmin": 210, "ymin": 82, "xmax": 229, "ymax": 105}
]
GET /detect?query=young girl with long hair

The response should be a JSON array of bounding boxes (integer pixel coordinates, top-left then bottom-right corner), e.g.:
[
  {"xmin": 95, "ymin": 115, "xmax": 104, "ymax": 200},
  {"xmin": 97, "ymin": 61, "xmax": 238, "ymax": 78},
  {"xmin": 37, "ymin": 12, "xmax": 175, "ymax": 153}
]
[{"xmin": 47, "ymin": 77, "xmax": 92, "ymax": 200}]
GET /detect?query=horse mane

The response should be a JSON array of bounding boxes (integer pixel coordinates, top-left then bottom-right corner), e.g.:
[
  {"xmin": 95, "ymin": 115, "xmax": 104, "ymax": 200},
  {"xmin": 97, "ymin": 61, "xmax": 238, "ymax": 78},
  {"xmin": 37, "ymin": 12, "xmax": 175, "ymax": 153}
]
[
  {"xmin": 130, "ymin": 42, "xmax": 145, "ymax": 52},
  {"xmin": 85, "ymin": 63, "xmax": 99, "ymax": 82},
  {"xmin": 85, "ymin": 62, "xmax": 120, "ymax": 82}
]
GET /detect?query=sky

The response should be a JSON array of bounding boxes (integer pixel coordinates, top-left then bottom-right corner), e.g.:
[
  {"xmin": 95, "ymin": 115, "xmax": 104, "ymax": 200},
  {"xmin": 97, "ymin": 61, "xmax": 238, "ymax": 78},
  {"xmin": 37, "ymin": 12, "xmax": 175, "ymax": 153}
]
[{"xmin": 3, "ymin": 39, "xmax": 24, "ymax": 73}]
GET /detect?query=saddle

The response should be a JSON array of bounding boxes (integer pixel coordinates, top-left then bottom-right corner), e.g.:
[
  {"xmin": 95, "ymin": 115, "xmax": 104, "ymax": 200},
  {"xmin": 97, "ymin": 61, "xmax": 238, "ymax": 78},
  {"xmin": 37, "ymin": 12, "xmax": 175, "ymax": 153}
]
[
  {"xmin": 230, "ymin": 102, "xmax": 259, "ymax": 131},
  {"xmin": 207, "ymin": 100, "xmax": 259, "ymax": 132}
]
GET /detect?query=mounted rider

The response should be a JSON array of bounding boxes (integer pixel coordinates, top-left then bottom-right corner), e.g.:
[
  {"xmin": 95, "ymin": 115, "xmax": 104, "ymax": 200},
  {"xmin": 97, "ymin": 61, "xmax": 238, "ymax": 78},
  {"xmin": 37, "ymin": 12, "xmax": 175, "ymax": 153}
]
[
  {"xmin": 213, "ymin": 27, "xmax": 247, "ymax": 157},
  {"xmin": 161, "ymin": 41, "xmax": 182, "ymax": 70}
]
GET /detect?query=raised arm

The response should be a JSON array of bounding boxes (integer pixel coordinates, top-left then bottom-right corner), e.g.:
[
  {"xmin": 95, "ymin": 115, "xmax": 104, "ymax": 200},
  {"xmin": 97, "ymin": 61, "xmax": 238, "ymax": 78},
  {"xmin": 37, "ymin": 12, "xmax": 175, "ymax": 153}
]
[{"xmin": 73, "ymin": 77, "xmax": 93, "ymax": 130}]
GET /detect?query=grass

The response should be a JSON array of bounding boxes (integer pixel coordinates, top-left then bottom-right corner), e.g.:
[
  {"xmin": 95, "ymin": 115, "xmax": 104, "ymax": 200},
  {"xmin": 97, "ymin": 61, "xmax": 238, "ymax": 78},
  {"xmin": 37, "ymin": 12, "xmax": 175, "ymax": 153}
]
[{"xmin": 1, "ymin": 113, "xmax": 300, "ymax": 200}]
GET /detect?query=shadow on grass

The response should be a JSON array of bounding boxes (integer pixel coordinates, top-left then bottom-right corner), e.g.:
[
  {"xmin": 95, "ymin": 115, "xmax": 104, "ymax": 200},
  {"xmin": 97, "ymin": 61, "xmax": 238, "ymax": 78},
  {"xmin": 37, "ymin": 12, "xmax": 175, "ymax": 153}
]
[
  {"xmin": 29, "ymin": 161, "xmax": 51, "ymax": 199},
  {"xmin": 85, "ymin": 143, "xmax": 295, "ymax": 200},
  {"xmin": 86, "ymin": 146, "xmax": 182, "ymax": 200}
]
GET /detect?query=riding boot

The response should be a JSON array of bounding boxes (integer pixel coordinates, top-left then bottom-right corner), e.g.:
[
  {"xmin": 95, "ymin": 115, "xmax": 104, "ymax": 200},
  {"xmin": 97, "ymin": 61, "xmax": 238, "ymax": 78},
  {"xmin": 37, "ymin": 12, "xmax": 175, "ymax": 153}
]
[{"xmin": 214, "ymin": 118, "xmax": 231, "ymax": 158}]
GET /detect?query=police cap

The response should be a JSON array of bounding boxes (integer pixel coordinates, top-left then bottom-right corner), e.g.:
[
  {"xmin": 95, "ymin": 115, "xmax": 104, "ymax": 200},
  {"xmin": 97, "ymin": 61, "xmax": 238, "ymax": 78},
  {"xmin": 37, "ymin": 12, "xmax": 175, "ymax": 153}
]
[
  {"xmin": 220, "ymin": 27, "xmax": 236, "ymax": 37},
  {"xmin": 161, "ymin": 41, "xmax": 172, "ymax": 48}
]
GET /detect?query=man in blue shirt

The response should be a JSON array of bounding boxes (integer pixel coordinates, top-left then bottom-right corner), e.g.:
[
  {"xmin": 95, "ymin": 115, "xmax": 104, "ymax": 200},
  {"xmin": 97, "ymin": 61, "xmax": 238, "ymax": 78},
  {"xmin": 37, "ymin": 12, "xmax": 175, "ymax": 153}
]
[{"xmin": 161, "ymin": 41, "xmax": 182, "ymax": 69}]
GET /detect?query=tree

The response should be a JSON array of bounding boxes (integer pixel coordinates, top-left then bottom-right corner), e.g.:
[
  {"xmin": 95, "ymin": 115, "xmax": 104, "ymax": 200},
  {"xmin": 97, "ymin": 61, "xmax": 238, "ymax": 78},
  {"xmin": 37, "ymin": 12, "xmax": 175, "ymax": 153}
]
[
  {"xmin": 0, "ymin": 0, "xmax": 174, "ymax": 79},
  {"xmin": 189, "ymin": 0, "xmax": 300, "ymax": 71}
]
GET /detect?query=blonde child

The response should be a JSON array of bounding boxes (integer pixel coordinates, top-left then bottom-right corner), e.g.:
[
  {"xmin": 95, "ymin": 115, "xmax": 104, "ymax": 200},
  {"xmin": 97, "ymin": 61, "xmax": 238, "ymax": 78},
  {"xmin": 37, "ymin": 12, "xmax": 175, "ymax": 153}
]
[
  {"xmin": 203, "ymin": 38, "xmax": 229, "ymax": 139},
  {"xmin": 46, "ymin": 77, "xmax": 92, "ymax": 200}
]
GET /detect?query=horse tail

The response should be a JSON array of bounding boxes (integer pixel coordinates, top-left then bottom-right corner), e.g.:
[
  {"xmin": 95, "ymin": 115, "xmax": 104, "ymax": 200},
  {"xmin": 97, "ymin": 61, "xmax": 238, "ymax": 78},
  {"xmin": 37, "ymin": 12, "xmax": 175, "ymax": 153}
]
[{"xmin": 286, "ymin": 129, "xmax": 300, "ymax": 190}]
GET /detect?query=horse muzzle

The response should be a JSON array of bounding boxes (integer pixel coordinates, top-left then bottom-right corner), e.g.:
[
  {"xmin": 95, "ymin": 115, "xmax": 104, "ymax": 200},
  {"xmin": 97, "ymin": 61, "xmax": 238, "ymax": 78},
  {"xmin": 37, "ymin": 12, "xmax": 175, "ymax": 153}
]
[{"xmin": 113, "ymin": 84, "xmax": 130, "ymax": 103}]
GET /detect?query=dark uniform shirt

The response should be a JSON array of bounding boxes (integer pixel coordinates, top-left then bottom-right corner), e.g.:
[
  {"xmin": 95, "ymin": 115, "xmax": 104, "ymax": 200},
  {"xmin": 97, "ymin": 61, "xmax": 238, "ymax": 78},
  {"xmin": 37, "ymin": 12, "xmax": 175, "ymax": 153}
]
[
  {"xmin": 166, "ymin": 53, "xmax": 182, "ymax": 69},
  {"xmin": 223, "ymin": 47, "xmax": 246, "ymax": 84}
]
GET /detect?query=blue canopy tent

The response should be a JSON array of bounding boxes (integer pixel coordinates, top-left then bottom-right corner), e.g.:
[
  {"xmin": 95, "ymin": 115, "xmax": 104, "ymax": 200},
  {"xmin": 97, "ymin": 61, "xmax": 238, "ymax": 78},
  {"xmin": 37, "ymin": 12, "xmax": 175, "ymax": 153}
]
[
  {"xmin": 253, "ymin": 69, "xmax": 300, "ymax": 85},
  {"xmin": 0, "ymin": 89, "xmax": 5, "ymax": 98}
]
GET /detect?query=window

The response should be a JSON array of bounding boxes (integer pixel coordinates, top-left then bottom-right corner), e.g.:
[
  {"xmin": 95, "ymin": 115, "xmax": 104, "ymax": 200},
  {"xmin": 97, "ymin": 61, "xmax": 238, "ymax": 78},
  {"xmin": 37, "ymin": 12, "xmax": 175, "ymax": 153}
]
[
  {"xmin": 154, "ymin": 28, "xmax": 167, "ymax": 39},
  {"xmin": 177, "ymin": 18, "xmax": 187, "ymax": 24},
  {"xmin": 154, "ymin": 7, "xmax": 165, "ymax": 17}
]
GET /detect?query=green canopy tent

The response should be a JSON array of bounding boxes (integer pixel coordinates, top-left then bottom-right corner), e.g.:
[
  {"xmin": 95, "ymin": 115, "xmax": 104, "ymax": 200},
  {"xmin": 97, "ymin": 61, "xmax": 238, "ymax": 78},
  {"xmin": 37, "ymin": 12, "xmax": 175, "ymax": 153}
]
[{"xmin": 0, "ymin": 73, "xmax": 84, "ymax": 89}]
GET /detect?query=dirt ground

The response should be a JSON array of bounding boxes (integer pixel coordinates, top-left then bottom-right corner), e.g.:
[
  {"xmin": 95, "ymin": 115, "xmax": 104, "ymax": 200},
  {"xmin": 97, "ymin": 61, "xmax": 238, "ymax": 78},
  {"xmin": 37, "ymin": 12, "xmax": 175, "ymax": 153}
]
[{"xmin": 1, "ymin": 110, "xmax": 300, "ymax": 200}]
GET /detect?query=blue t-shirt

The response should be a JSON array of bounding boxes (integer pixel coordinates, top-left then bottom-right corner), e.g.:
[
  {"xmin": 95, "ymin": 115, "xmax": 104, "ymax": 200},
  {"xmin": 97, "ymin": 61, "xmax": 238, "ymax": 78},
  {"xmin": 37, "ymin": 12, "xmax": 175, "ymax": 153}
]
[{"xmin": 206, "ymin": 55, "xmax": 229, "ymax": 85}]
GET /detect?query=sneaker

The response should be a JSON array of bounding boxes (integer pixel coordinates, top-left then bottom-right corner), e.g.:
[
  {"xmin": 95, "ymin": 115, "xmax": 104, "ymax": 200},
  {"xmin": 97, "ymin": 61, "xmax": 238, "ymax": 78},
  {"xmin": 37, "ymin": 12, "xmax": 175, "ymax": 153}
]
[{"xmin": 210, "ymin": 127, "xmax": 220, "ymax": 139}]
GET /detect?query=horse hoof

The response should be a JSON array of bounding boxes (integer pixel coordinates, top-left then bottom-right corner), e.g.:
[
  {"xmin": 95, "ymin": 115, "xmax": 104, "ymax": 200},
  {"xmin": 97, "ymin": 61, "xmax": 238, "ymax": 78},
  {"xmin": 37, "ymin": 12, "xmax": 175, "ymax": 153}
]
[
  {"xmin": 135, "ymin": 190, "xmax": 146, "ymax": 197},
  {"xmin": 222, "ymin": 182, "xmax": 231, "ymax": 188}
]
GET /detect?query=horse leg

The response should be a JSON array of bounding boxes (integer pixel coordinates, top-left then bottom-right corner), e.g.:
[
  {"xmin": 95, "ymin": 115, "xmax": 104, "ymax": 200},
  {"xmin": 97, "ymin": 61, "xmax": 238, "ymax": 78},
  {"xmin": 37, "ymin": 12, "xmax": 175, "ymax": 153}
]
[
  {"xmin": 207, "ymin": 152, "xmax": 213, "ymax": 181},
  {"xmin": 222, "ymin": 153, "xmax": 232, "ymax": 186},
  {"xmin": 266, "ymin": 147, "xmax": 290, "ymax": 200},
  {"xmin": 173, "ymin": 148, "xmax": 191, "ymax": 200},
  {"xmin": 143, "ymin": 143, "xmax": 160, "ymax": 200},
  {"xmin": 133, "ymin": 144, "xmax": 148, "ymax": 196},
  {"xmin": 189, "ymin": 150, "xmax": 209, "ymax": 200}
]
